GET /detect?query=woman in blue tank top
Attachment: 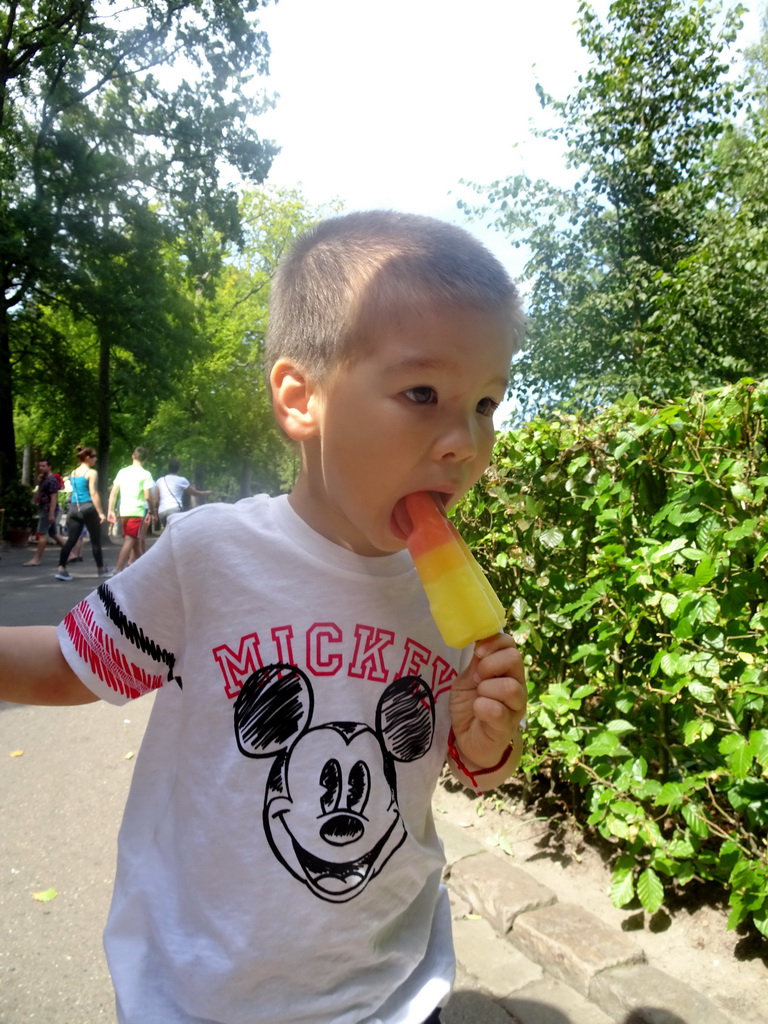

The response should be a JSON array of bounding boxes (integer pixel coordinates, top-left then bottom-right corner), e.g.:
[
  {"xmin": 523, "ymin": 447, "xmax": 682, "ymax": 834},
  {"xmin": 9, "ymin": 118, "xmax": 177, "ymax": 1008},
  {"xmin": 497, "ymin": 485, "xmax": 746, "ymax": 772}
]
[{"xmin": 55, "ymin": 447, "xmax": 109, "ymax": 581}]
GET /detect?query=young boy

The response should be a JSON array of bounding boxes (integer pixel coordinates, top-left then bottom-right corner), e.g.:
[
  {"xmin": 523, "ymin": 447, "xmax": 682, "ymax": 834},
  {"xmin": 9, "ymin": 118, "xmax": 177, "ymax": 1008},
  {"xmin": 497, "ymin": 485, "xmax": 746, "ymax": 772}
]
[{"xmin": 1, "ymin": 211, "xmax": 527, "ymax": 1024}]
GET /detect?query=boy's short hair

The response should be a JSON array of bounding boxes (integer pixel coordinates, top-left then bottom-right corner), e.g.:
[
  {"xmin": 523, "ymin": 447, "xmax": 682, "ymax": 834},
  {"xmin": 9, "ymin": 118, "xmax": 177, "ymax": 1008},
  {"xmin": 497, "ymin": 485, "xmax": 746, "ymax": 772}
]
[
  {"xmin": 265, "ymin": 210, "xmax": 523, "ymax": 381},
  {"xmin": 133, "ymin": 447, "xmax": 147, "ymax": 462},
  {"xmin": 167, "ymin": 457, "xmax": 181, "ymax": 474}
]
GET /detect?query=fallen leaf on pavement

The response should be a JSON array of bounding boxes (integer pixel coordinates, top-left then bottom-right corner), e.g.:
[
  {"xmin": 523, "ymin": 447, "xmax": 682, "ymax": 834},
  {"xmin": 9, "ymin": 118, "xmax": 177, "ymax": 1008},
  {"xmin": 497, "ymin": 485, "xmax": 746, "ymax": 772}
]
[
  {"xmin": 32, "ymin": 888, "xmax": 58, "ymax": 902},
  {"xmin": 10, "ymin": 750, "xmax": 24, "ymax": 757}
]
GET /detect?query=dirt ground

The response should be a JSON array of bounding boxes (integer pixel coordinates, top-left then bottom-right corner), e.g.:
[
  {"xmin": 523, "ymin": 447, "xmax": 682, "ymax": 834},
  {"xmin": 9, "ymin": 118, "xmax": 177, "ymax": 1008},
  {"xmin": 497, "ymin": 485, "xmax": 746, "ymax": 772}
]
[{"xmin": 433, "ymin": 776, "xmax": 767, "ymax": 1024}]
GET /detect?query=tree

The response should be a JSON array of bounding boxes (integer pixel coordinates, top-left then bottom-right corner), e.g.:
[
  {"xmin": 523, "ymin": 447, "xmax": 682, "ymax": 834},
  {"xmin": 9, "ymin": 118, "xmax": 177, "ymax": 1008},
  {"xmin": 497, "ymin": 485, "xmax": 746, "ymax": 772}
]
[
  {"xmin": 461, "ymin": 0, "xmax": 765, "ymax": 419},
  {"xmin": 0, "ymin": 0, "xmax": 277, "ymax": 490},
  {"xmin": 144, "ymin": 187, "xmax": 336, "ymax": 498},
  {"xmin": 62, "ymin": 206, "xmax": 203, "ymax": 489}
]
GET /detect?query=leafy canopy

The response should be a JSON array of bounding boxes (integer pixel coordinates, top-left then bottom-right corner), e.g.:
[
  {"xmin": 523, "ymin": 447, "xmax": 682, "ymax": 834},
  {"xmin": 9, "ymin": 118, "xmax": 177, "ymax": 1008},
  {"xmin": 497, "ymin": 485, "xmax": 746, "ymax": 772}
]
[
  {"xmin": 143, "ymin": 188, "xmax": 336, "ymax": 499},
  {"xmin": 461, "ymin": 0, "xmax": 768, "ymax": 419},
  {"xmin": 0, "ymin": 0, "xmax": 277, "ymax": 488}
]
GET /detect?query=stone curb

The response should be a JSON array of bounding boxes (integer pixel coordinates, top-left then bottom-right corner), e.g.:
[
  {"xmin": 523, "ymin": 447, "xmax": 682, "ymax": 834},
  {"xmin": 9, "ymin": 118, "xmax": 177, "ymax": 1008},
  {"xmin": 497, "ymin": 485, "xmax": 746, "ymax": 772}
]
[{"xmin": 437, "ymin": 820, "xmax": 735, "ymax": 1024}]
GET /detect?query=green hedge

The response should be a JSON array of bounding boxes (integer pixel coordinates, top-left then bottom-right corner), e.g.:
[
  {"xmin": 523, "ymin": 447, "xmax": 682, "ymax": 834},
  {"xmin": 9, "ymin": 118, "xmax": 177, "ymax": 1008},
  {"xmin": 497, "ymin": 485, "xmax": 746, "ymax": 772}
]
[{"xmin": 457, "ymin": 378, "xmax": 768, "ymax": 936}]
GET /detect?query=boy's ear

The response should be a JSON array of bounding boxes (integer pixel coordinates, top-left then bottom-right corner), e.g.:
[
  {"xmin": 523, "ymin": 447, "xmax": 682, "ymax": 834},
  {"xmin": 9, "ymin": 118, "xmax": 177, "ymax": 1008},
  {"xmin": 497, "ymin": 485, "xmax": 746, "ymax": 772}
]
[{"xmin": 270, "ymin": 359, "xmax": 321, "ymax": 441}]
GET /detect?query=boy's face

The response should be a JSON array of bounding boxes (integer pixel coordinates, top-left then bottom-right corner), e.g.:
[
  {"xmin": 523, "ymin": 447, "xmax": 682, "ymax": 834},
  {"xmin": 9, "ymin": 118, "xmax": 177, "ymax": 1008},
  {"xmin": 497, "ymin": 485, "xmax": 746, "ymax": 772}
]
[{"xmin": 292, "ymin": 306, "xmax": 516, "ymax": 557}]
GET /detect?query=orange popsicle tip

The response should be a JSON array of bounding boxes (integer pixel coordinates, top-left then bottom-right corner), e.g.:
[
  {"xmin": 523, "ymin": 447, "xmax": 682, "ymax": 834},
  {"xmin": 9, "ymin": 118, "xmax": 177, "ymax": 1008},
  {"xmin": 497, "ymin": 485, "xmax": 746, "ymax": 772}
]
[{"xmin": 403, "ymin": 492, "xmax": 451, "ymax": 560}]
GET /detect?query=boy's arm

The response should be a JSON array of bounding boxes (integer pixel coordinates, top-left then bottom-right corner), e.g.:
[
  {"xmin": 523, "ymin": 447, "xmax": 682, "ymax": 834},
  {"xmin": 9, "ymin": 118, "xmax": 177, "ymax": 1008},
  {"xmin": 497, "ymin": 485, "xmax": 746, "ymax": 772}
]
[
  {"xmin": 448, "ymin": 633, "xmax": 527, "ymax": 793},
  {"xmin": 0, "ymin": 626, "xmax": 99, "ymax": 706}
]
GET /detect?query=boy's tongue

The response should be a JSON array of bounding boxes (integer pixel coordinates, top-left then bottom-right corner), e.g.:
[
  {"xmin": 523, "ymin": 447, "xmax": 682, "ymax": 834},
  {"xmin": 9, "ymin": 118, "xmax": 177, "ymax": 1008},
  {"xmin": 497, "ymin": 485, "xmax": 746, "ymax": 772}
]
[
  {"xmin": 391, "ymin": 498, "xmax": 413, "ymax": 541},
  {"xmin": 392, "ymin": 492, "xmax": 446, "ymax": 540}
]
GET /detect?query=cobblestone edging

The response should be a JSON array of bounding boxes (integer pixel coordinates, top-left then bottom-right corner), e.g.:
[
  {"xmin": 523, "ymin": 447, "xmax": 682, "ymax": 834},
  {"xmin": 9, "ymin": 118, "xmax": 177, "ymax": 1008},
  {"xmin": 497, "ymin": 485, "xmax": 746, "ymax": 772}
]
[{"xmin": 437, "ymin": 820, "xmax": 734, "ymax": 1024}]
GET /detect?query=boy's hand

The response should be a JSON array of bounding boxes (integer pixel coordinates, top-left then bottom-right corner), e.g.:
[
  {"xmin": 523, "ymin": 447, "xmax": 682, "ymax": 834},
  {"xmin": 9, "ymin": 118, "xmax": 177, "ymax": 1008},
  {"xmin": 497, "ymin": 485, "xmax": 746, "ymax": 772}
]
[{"xmin": 448, "ymin": 632, "xmax": 526, "ymax": 788}]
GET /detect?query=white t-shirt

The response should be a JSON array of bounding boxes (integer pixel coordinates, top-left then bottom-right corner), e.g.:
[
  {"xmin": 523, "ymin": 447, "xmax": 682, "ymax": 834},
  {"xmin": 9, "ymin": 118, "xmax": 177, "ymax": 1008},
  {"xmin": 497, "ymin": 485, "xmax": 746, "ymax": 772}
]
[
  {"xmin": 154, "ymin": 473, "xmax": 190, "ymax": 516},
  {"xmin": 57, "ymin": 495, "xmax": 471, "ymax": 1024}
]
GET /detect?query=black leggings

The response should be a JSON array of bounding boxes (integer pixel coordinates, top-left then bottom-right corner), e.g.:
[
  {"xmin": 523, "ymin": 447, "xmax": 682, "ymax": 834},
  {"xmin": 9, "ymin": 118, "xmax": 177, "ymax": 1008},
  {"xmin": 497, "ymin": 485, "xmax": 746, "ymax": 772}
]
[
  {"xmin": 60, "ymin": 503, "xmax": 104, "ymax": 570},
  {"xmin": 422, "ymin": 1011, "xmax": 442, "ymax": 1023}
]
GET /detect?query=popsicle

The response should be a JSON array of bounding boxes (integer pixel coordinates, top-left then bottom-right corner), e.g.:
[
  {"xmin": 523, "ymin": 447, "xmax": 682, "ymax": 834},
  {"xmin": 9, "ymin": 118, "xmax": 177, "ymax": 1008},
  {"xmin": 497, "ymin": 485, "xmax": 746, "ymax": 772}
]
[{"xmin": 404, "ymin": 491, "xmax": 506, "ymax": 648}]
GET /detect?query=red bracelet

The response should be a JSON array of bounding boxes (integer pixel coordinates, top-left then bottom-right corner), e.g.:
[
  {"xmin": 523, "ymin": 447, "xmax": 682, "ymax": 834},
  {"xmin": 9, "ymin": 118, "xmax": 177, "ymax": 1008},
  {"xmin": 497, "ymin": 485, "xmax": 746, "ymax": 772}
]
[{"xmin": 447, "ymin": 728, "xmax": 515, "ymax": 795}]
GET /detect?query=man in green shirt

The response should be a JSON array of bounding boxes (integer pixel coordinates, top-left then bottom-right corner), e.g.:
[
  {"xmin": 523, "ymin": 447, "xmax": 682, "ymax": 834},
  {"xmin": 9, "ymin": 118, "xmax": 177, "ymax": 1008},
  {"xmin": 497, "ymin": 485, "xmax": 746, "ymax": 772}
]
[{"xmin": 107, "ymin": 447, "xmax": 154, "ymax": 574}]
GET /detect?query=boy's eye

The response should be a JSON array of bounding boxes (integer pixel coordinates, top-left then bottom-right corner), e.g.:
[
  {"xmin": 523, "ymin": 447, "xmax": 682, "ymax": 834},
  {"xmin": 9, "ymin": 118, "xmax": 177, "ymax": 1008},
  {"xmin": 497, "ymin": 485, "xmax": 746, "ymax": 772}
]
[
  {"xmin": 477, "ymin": 397, "xmax": 500, "ymax": 417},
  {"xmin": 404, "ymin": 386, "xmax": 437, "ymax": 405}
]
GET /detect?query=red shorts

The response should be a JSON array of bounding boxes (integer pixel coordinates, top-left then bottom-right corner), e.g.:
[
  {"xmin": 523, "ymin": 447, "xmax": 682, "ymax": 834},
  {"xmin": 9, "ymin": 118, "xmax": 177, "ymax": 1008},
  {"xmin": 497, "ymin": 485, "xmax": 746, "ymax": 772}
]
[{"xmin": 121, "ymin": 516, "xmax": 144, "ymax": 538}]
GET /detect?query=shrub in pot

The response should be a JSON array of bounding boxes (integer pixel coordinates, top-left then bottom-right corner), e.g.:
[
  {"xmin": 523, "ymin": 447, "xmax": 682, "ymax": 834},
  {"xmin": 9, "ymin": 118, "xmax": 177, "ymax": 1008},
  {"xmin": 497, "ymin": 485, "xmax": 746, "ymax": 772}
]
[{"xmin": 0, "ymin": 480, "xmax": 36, "ymax": 546}]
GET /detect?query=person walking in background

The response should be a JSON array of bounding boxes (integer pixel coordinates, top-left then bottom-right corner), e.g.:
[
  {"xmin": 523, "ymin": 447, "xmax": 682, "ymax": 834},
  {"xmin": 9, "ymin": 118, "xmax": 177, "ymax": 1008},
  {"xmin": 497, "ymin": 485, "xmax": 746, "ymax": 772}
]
[
  {"xmin": 107, "ymin": 447, "xmax": 154, "ymax": 574},
  {"xmin": 152, "ymin": 457, "xmax": 212, "ymax": 528},
  {"xmin": 55, "ymin": 447, "xmax": 109, "ymax": 581},
  {"xmin": 60, "ymin": 472, "xmax": 85, "ymax": 562},
  {"xmin": 22, "ymin": 458, "xmax": 65, "ymax": 567}
]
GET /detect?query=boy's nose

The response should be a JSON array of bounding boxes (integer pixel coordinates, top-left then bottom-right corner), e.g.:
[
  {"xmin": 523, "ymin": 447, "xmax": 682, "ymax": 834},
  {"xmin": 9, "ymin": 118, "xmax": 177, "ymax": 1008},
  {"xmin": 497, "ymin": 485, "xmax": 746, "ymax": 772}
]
[{"xmin": 431, "ymin": 415, "xmax": 480, "ymax": 463}]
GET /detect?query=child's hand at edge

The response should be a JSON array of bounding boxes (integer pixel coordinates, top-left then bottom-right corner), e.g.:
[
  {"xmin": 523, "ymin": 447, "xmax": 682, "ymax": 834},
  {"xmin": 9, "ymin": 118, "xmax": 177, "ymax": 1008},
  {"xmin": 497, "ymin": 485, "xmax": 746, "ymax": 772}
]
[{"xmin": 448, "ymin": 632, "xmax": 527, "ymax": 792}]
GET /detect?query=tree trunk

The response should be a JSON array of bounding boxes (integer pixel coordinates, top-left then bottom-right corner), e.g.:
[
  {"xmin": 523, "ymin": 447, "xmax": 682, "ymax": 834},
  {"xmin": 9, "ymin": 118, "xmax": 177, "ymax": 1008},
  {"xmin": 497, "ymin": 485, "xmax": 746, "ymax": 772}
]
[
  {"xmin": 21, "ymin": 445, "xmax": 32, "ymax": 486},
  {"xmin": 97, "ymin": 327, "xmax": 111, "ymax": 505},
  {"xmin": 0, "ymin": 301, "xmax": 18, "ymax": 491},
  {"xmin": 240, "ymin": 459, "xmax": 252, "ymax": 500}
]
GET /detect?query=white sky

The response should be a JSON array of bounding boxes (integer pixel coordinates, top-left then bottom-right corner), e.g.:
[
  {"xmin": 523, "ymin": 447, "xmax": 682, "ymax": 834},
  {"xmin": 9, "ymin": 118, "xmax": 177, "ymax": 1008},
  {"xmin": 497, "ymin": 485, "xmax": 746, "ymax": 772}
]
[
  {"xmin": 256, "ymin": 0, "xmax": 589, "ymax": 277},
  {"xmin": 256, "ymin": 0, "xmax": 765, "ymax": 280}
]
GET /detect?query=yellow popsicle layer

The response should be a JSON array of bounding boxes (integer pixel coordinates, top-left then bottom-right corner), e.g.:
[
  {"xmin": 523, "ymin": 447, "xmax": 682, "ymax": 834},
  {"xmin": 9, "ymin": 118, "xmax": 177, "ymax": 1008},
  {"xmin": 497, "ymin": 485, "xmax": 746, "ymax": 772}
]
[
  {"xmin": 418, "ymin": 559, "xmax": 506, "ymax": 647},
  {"xmin": 405, "ymin": 492, "xmax": 506, "ymax": 648}
]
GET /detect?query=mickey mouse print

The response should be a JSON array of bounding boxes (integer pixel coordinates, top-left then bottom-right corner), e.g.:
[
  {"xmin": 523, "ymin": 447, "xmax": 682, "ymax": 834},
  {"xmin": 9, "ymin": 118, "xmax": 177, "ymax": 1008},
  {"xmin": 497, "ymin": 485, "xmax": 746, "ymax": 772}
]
[{"xmin": 234, "ymin": 665, "xmax": 435, "ymax": 902}]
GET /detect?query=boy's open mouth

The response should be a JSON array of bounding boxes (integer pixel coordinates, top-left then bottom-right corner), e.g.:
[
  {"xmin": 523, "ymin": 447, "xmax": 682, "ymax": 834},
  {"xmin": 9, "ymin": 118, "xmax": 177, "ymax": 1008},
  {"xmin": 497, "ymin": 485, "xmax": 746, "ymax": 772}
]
[{"xmin": 391, "ymin": 491, "xmax": 449, "ymax": 541}]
